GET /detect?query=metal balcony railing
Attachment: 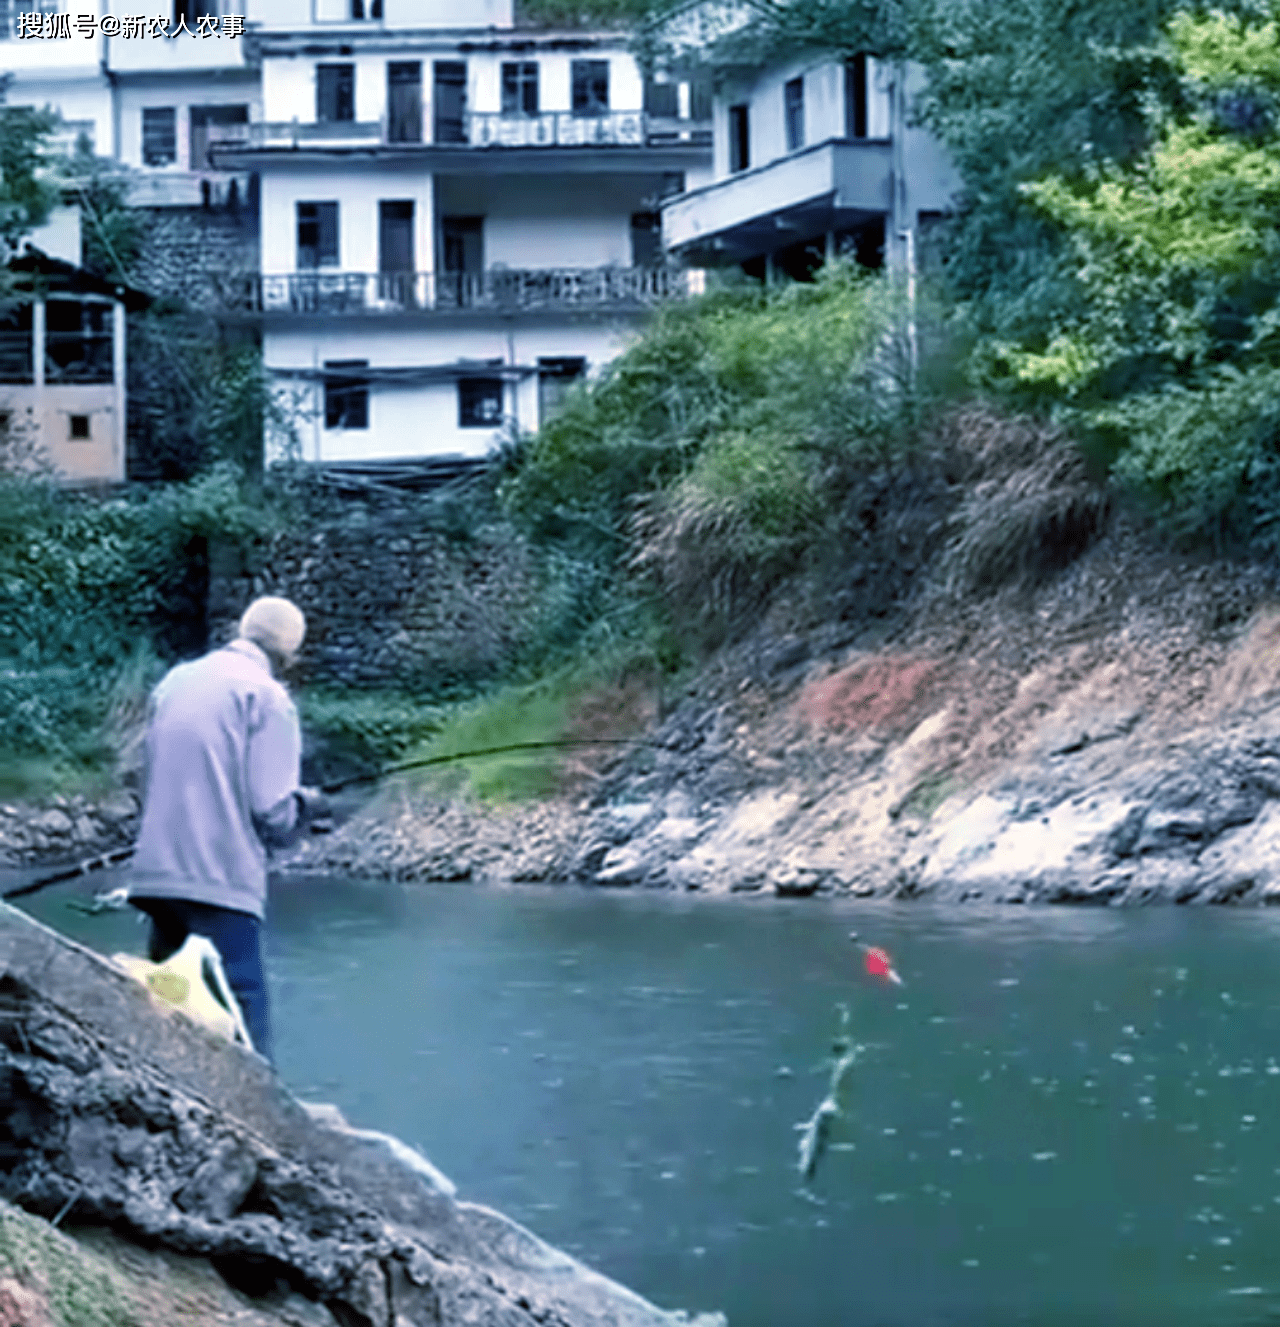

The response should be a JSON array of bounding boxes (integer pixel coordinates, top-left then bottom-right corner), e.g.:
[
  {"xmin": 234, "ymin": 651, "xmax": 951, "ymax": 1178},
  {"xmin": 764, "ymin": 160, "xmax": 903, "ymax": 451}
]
[
  {"xmin": 212, "ymin": 112, "xmax": 710, "ymax": 153},
  {"xmin": 245, "ymin": 267, "xmax": 692, "ymax": 315}
]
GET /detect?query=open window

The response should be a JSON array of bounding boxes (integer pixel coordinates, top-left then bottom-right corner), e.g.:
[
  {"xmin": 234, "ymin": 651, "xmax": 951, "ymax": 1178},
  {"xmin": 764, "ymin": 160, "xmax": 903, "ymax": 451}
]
[
  {"xmin": 502, "ymin": 62, "xmax": 539, "ymax": 116},
  {"xmin": 324, "ymin": 360, "xmax": 369, "ymax": 430},
  {"xmin": 459, "ymin": 378, "xmax": 503, "ymax": 428},
  {"xmin": 297, "ymin": 202, "xmax": 339, "ymax": 268},
  {"xmin": 571, "ymin": 60, "xmax": 610, "ymax": 117},
  {"xmin": 729, "ymin": 104, "xmax": 750, "ymax": 172},
  {"xmin": 845, "ymin": 55, "xmax": 868, "ymax": 139},
  {"xmin": 537, "ymin": 357, "xmax": 585, "ymax": 424},
  {"xmin": 189, "ymin": 104, "xmax": 248, "ymax": 171},
  {"xmin": 0, "ymin": 305, "xmax": 33, "ymax": 383},
  {"xmin": 785, "ymin": 77, "xmax": 805, "ymax": 152},
  {"xmin": 317, "ymin": 64, "xmax": 355, "ymax": 123},
  {"xmin": 387, "ymin": 62, "xmax": 422, "ymax": 143},
  {"xmin": 45, "ymin": 300, "xmax": 113, "ymax": 384},
  {"xmin": 433, "ymin": 62, "xmax": 467, "ymax": 143},
  {"xmin": 142, "ymin": 107, "xmax": 177, "ymax": 166}
]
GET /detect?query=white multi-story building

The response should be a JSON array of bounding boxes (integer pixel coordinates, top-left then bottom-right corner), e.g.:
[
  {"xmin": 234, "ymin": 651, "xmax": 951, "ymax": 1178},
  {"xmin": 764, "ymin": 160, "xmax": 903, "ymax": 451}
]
[
  {"xmin": 662, "ymin": 52, "xmax": 958, "ymax": 280},
  {"xmin": 212, "ymin": 0, "xmax": 711, "ymax": 467},
  {"xmin": 4, "ymin": 1, "xmax": 712, "ymax": 470}
]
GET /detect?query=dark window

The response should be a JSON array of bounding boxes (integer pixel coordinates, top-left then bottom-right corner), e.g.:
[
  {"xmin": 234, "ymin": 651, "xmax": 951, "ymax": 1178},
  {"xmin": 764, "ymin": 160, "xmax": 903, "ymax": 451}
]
[
  {"xmin": 459, "ymin": 378, "xmax": 503, "ymax": 428},
  {"xmin": 690, "ymin": 74, "xmax": 713, "ymax": 121},
  {"xmin": 0, "ymin": 412, "xmax": 9, "ymax": 437},
  {"xmin": 350, "ymin": 0, "xmax": 383, "ymax": 15},
  {"xmin": 0, "ymin": 305, "xmax": 33, "ymax": 384},
  {"xmin": 189, "ymin": 103, "xmax": 248, "ymax": 171},
  {"xmin": 68, "ymin": 414, "xmax": 90, "ymax": 440},
  {"xmin": 297, "ymin": 202, "xmax": 339, "ymax": 268},
  {"xmin": 317, "ymin": 64, "xmax": 355, "ymax": 123},
  {"xmin": 784, "ymin": 76, "xmax": 804, "ymax": 151},
  {"xmin": 537, "ymin": 357, "xmax": 585, "ymax": 424},
  {"xmin": 441, "ymin": 216, "xmax": 483, "ymax": 274},
  {"xmin": 142, "ymin": 107, "xmax": 176, "ymax": 166},
  {"xmin": 387, "ymin": 62, "xmax": 422, "ymax": 143},
  {"xmin": 571, "ymin": 60, "xmax": 609, "ymax": 117},
  {"xmin": 433, "ymin": 61, "xmax": 467, "ymax": 143},
  {"xmin": 729, "ymin": 103, "xmax": 749, "ymax": 172},
  {"xmin": 173, "ymin": 0, "xmax": 218, "ymax": 22},
  {"xmin": 630, "ymin": 212, "xmax": 661, "ymax": 267},
  {"xmin": 845, "ymin": 54, "xmax": 868, "ymax": 139},
  {"xmin": 379, "ymin": 199, "xmax": 415, "ymax": 277},
  {"xmin": 324, "ymin": 360, "xmax": 369, "ymax": 430},
  {"xmin": 45, "ymin": 301, "xmax": 113, "ymax": 384},
  {"xmin": 643, "ymin": 77, "xmax": 678, "ymax": 118},
  {"xmin": 501, "ymin": 61, "xmax": 539, "ymax": 116}
]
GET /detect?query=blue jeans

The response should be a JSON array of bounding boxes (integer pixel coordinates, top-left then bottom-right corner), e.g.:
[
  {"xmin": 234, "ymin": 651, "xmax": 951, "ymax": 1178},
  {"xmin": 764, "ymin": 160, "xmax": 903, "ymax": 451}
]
[{"xmin": 131, "ymin": 898, "xmax": 274, "ymax": 1064}]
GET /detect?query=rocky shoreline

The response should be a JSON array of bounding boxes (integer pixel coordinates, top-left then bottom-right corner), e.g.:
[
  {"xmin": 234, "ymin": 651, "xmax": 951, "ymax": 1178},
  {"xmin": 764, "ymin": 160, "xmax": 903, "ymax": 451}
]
[
  {"xmin": 287, "ymin": 529, "xmax": 1280, "ymax": 908},
  {"xmin": 9, "ymin": 527, "xmax": 1280, "ymax": 910}
]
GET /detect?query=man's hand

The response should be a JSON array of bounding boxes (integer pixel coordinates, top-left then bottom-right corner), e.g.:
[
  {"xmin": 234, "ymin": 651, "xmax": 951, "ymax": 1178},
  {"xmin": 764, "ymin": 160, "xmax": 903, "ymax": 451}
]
[{"xmin": 295, "ymin": 786, "xmax": 334, "ymax": 833}]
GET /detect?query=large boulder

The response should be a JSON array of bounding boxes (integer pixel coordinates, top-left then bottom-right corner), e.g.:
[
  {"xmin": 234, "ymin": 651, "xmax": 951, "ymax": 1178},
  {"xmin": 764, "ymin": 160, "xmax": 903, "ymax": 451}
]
[{"xmin": 0, "ymin": 904, "xmax": 725, "ymax": 1327}]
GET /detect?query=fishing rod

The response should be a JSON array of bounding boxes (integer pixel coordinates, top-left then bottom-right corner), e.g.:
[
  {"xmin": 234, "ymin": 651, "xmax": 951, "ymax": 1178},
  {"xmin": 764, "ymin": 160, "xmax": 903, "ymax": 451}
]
[{"xmin": 1, "ymin": 736, "xmax": 658, "ymax": 904}]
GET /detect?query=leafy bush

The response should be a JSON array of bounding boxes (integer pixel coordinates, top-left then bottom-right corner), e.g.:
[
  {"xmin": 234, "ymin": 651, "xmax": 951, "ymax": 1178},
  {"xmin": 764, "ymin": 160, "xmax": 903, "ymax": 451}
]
[
  {"xmin": 505, "ymin": 265, "xmax": 933, "ymax": 639},
  {"xmin": 0, "ymin": 466, "xmax": 275, "ymax": 784}
]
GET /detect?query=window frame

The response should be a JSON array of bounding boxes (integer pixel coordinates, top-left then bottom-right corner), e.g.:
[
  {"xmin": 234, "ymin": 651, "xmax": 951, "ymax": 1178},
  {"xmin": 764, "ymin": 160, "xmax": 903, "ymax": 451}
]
[
  {"xmin": 296, "ymin": 201, "xmax": 340, "ymax": 270},
  {"xmin": 324, "ymin": 360, "xmax": 369, "ymax": 431},
  {"xmin": 458, "ymin": 377, "xmax": 504, "ymax": 428},
  {"xmin": 142, "ymin": 107, "xmax": 177, "ymax": 167},
  {"xmin": 728, "ymin": 103, "xmax": 750, "ymax": 173},
  {"xmin": 571, "ymin": 60, "xmax": 610, "ymax": 118},
  {"xmin": 317, "ymin": 63, "xmax": 356, "ymax": 124},
  {"xmin": 784, "ymin": 76, "xmax": 805, "ymax": 152},
  {"xmin": 501, "ymin": 61, "xmax": 540, "ymax": 117}
]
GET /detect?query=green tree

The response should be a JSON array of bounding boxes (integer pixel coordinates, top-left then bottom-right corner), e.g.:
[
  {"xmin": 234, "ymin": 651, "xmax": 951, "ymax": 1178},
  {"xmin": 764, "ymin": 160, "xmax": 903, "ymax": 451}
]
[
  {"xmin": 0, "ymin": 103, "xmax": 59, "ymax": 311},
  {"xmin": 1003, "ymin": 3, "xmax": 1280, "ymax": 541}
]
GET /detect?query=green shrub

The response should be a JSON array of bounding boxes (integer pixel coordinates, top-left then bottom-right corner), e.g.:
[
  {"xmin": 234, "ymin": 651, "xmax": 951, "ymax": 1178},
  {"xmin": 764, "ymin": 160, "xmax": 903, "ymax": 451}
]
[{"xmin": 0, "ymin": 465, "xmax": 274, "ymax": 784}]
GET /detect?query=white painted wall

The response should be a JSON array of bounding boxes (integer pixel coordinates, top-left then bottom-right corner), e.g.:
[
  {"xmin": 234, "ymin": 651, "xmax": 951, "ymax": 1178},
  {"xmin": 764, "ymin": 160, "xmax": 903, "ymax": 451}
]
[
  {"xmin": 265, "ymin": 316, "xmax": 638, "ymax": 462},
  {"xmin": 27, "ymin": 205, "xmax": 82, "ymax": 265},
  {"xmin": 1, "ymin": 3, "xmax": 105, "ymax": 70},
  {"xmin": 261, "ymin": 47, "xmax": 643, "ymax": 127},
  {"xmin": 260, "ymin": 166, "xmax": 435, "ymax": 273},
  {"xmin": 106, "ymin": 2, "xmax": 250, "ymax": 73},
  {"xmin": 116, "ymin": 76, "xmax": 258, "ymax": 171},
  {"xmin": 714, "ymin": 56, "xmax": 892, "ymax": 178},
  {"xmin": 308, "ymin": 0, "xmax": 513, "ymax": 26},
  {"xmin": 901, "ymin": 62, "xmax": 962, "ymax": 219},
  {"xmin": 3, "ymin": 75, "xmax": 114, "ymax": 158},
  {"xmin": 435, "ymin": 174, "xmax": 642, "ymax": 269}
]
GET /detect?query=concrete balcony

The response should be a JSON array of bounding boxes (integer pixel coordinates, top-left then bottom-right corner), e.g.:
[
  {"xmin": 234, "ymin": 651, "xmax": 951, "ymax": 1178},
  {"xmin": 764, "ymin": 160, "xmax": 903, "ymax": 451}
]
[
  {"xmin": 124, "ymin": 171, "xmax": 253, "ymax": 209},
  {"xmin": 240, "ymin": 266, "xmax": 693, "ymax": 317},
  {"xmin": 663, "ymin": 138, "xmax": 893, "ymax": 261}
]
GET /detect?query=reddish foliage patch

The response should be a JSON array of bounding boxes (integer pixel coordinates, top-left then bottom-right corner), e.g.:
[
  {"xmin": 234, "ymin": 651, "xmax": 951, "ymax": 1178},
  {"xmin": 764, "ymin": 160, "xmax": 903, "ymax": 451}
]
[{"xmin": 796, "ymin": 656, "xmax": 939, "ymax": 736}]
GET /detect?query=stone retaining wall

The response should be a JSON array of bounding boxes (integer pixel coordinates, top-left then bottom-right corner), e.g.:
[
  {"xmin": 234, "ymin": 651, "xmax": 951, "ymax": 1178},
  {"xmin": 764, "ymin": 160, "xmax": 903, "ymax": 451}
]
[{"xmin": 209, "ymin": 504, "xmax": 541, "ymax": 689}]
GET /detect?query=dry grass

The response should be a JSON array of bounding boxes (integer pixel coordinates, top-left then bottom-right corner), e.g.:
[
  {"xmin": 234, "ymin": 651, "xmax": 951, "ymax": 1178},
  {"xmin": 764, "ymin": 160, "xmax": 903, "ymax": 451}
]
[{"xmin": 937, "ymin": 406, "xmax": 1109, "ymax": 594}]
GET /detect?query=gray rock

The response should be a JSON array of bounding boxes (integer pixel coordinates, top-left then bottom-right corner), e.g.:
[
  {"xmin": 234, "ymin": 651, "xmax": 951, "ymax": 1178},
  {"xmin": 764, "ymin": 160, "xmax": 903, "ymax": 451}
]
[
  {"xmin": 0, "ymin": 904, "xmax": 721, "ymax": 1327},
  {"xmin": 31, "ymin": 810, "xmax": 72, "ymax": 837}
]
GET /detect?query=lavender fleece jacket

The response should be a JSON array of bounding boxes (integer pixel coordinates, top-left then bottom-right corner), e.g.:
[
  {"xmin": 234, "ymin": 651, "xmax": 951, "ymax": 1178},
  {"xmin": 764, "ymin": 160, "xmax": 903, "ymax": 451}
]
[{"xmin": 128, "ymin": 638, "xmax": 303, "ymax": 920}]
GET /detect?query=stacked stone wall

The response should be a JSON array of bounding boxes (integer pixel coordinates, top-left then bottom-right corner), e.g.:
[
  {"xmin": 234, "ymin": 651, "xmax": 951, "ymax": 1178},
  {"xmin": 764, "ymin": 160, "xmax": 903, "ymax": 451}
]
[
  {"xmin": 209, "ymin": 504, "xmax": 542, "ymax": 690},
  {"xmin": 130, "ymin": 204, "xmax": 258, "ymax": 311}
]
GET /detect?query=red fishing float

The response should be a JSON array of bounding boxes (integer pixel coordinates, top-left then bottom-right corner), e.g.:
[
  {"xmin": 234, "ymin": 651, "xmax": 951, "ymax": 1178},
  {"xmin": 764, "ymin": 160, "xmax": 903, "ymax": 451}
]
[{"xmin": 864, "ymin": 946, "xmax": 903, "ymax": 985}]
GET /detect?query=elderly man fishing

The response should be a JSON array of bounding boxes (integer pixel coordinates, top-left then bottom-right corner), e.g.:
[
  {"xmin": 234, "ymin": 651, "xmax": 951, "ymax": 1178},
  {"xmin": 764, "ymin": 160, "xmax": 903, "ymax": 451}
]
[{"xmin": 127, "ymin": 596, "xmax": 328, "ymax": 1064}]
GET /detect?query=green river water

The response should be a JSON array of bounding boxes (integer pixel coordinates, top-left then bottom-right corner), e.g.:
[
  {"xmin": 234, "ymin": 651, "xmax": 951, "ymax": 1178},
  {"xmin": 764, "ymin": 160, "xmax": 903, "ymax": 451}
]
[{"xmin": 22, "ymin": 877, "xmax": 1280, "ymax": 1327}]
